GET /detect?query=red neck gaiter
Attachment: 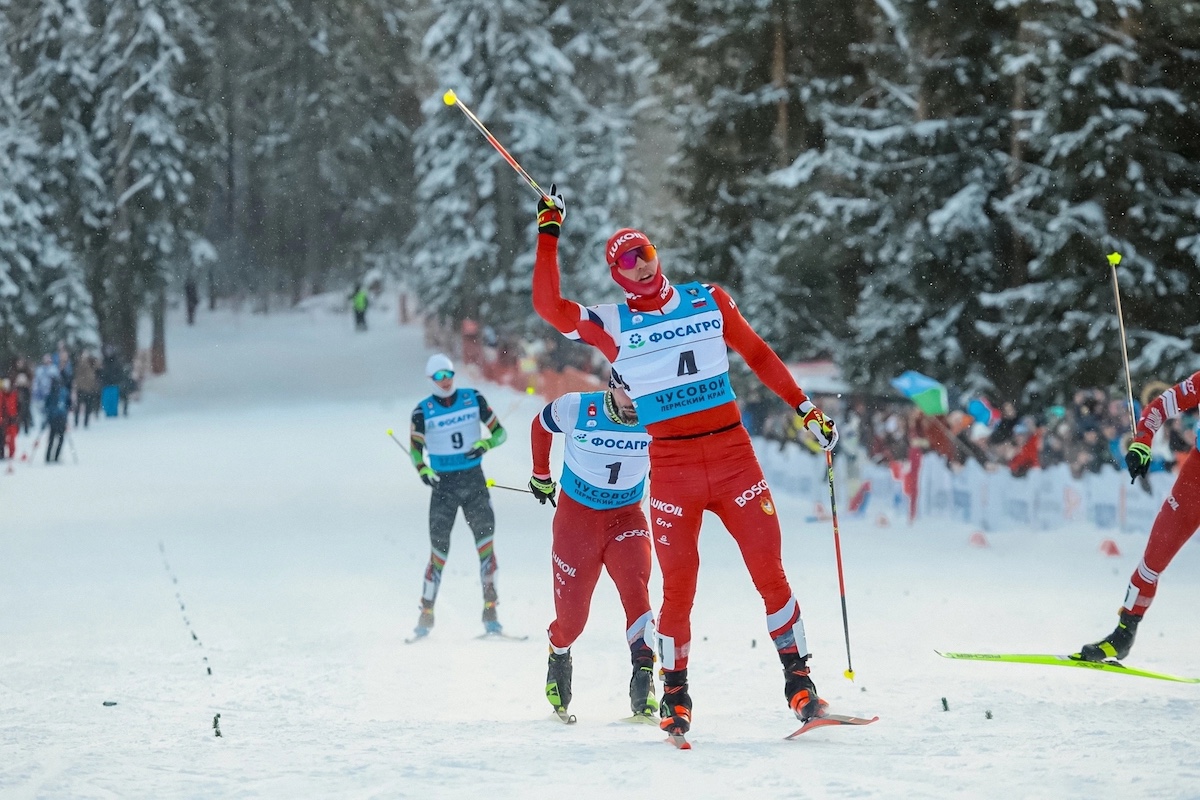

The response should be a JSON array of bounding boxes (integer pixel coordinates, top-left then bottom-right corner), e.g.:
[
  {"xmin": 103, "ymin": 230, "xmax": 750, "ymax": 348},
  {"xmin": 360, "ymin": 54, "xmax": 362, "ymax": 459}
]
[{"xmin": 606, "ymin": 228, "xmax": 673, "ymax": 313}]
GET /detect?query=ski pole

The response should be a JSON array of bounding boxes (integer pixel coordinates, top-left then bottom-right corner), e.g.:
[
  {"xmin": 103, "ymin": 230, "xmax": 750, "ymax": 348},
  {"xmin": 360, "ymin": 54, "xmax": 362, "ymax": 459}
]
[
  {"xmin": 486, "ymin": 478, "xmax": 555, "ymax": 508},
  {"xmin": 1108, "ymin": 251, "xmax": 1152, "ymax": 495},
  {"xmin": 1107, "ymin": 252, "xmax": 1137, "ymax": 436},
  {"xmin": 442, "ymin": 89, "xmax": 549, "ymax": 200},
  {"xmin": 386, "ymin": 428, "xmax": 410, "ymax": 456},
  {"xmin": 826, "ymin": 450, "xmax": 856, "ymax": 681}
]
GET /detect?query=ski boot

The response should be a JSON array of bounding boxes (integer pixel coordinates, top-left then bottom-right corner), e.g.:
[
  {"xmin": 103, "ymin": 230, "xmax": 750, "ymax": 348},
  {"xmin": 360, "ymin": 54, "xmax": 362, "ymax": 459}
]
[
  {"xmin": 1079, "ymin": 610, "xmax": 1142, "ymax": 662},
  {"xmin": 659, "ymin": 669, "xmax": 692, "ymax": 735},
  {"xmin": 546, "ymin": 649, "xmax": 573, "ymax": 720},
  {"xmin": 482, "ymin": 601, "xmax": 503, "ymax": 635},
  {"xmin": 413, "ymin": 601, "xmax": 435, "ymax": 638},
  {"xmin": 629, "ymin": 652, "xmax": 658, "ymax": 719},
  {"xmin": 783, "ymin": 654, "xmax": 828, "ymax": 722}
]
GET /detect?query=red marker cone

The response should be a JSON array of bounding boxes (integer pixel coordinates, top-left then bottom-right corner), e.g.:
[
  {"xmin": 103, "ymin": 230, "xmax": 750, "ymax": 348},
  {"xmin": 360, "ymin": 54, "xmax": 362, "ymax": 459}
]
[
  {"xmin": 1100, "ymin": 539, "xmax": 1121, "ymax": 557},
  {"xmin": 969, "ymin": 531, "xmax": 989, "ymax": 548}
]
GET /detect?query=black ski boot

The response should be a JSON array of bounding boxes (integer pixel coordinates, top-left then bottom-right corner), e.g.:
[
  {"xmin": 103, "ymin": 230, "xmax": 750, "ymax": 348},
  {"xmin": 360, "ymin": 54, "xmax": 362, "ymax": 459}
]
[
  {"xmin": 546, "ymin": 649, "xmax": 573, "ymax": 713},
  {"xmin": 783, "ymin": 653, "xmax": 827, "ymax": 722},
  {"xmin": 658, "ymin": 669, "xmax": 692, "ymax": 734},
  {"xmin": 629, "ymin": 649, "xmax": 658, "ymax": 717},
  {"xmin": 1079, "ymin": 610, "xmax": 1142, "ymax": 662}
]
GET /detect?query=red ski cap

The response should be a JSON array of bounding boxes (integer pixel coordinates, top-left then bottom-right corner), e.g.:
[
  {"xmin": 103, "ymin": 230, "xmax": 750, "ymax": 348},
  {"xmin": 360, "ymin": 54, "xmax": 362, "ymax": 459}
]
[{"xmin": 605, "ymin": 228, "xmax": 652, "ymax": 267}]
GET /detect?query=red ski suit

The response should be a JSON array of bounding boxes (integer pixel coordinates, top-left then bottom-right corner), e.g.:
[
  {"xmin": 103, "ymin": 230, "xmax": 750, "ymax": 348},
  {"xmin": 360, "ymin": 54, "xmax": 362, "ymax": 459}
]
[
  {"xmin": 533, "ymin": 406, "xmax": 653, "ymax": 651},
  {"xmin": 0, "ymin": 389, "xmax": 17, "ymax": 459},
  {"xmin": 1123, "ymin": 371, "xmax": 1200, "ymax": 615},
  {"xmin": 533, "ymin": 233, "xmax": 812, "ymax": 671}
]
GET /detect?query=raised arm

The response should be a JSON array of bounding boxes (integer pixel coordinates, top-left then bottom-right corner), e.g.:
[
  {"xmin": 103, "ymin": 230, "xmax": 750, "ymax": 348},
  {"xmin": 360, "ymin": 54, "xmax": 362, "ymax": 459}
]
[{"xmin": 532, "ymin": 190, "xmax": 620, "ymax": 362}]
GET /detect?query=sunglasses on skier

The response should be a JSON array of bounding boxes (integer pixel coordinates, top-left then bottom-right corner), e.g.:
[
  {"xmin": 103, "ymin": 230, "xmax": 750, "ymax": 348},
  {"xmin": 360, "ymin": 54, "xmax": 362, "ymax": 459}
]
[
  {"xmin": 613, "ymin": 244, "xmax": 658, "ymax": 271},
  {"xmin": 431, "ymin": 370, "xmax": 454, "ymax": 382}
]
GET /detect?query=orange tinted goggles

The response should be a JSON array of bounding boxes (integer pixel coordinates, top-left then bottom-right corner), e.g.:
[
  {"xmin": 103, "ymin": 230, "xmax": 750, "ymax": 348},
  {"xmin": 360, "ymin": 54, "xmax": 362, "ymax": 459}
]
[{"xmin": 613, "ymin": 244, "xmax": 657, "ymax": 271}]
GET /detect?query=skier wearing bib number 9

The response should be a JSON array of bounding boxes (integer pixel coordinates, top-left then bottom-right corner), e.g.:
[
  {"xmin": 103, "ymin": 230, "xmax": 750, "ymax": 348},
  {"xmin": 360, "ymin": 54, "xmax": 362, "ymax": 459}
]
[
  {"xmin": 408, "ymin": 354, "xmax": 507, "ymax": 639},
  {"xmin": 531, "ymin": 368, "xmax": 656, "ymax": 722},
  {"xmin": 531, "ymin": 186, "xmax": 838, "ymax": 737}
]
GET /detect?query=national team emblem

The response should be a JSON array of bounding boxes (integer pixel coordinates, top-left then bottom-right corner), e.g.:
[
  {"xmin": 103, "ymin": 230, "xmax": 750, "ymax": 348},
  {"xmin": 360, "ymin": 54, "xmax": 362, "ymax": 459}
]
[
  {"xmin": 686, "ymin": 287, "xmax": 699, "ymax": 296},
  {"xmin": 761, "ymin": 499, "xmax": 775, "ymax": 516},
  {"xmin": 691, "ymin": 299, "xmax": 707, "ymax": 308},
  {"xmin": 628, "ymin": 333, "xmax": 646, "ymax": 349},
  {"xmin": 587, "ymin": 403, "xmax": 597, "ymax": 417}
]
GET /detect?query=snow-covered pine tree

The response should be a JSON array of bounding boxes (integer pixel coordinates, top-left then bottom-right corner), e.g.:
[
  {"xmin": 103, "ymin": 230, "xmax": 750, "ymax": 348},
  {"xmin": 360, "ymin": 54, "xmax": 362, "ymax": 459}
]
[
  {"xmin": 198, "ymin": 0, "xmax": 420, "ymax": 305},
  {"xmin": 988, "ymin": 0, "xmax": 1200, "ymax": 398},
  {"xmin": 0, "ymin": 0, "xmax": 96, "ymax": 359},
  {"xmin": 16, "ymin": 0, "xmax": 210, "ymax": 360},
  {"xmin": 772, "ymin": 2, "xmax": 1014, "ymax": 394},
  {"xmin": 545, "ymin": 0, "xmax": 655, "ymax": 305},
  {"xmin": 407, "ymin": 0, "xmax": 585, "ymax": 331},
  {"xmin": 656, "ymin": 0, "xmax": 800, "ymax": 348},
  {"xmin": 87, "ymin": 0, "xmax": 211, "ymax": 359}
]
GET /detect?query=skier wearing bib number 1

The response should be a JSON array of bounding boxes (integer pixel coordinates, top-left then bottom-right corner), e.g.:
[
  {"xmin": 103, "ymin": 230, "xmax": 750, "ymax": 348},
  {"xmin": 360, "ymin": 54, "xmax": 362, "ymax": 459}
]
[
  {"xmin": 530, "ymin": 369, "xmax": 656, "ymax": 722},
  {"xmin": 531, "ymin": 186, "xmax": 839, "ymax": 738},
  {"xmin": 408, "ymin": 354, "xmax": 508, "ymax": 639}
]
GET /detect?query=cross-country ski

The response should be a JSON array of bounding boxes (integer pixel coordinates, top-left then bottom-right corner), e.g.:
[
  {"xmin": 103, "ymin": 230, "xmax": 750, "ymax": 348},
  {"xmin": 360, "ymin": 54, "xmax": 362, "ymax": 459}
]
[
  {"xmin": 786, "ymin": 714, "xmax": 881, "ymax": 739},
  {"xmin": 936, "ymin": 652, "xmax": 1200, "ymax": 683}
]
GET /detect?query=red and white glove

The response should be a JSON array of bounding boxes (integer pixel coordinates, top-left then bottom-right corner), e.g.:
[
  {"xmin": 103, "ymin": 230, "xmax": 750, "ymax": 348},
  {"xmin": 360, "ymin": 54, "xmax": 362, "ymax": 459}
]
[{"xmin": 797, "ymin": 400, "xmax": 838, "ymax": 451}]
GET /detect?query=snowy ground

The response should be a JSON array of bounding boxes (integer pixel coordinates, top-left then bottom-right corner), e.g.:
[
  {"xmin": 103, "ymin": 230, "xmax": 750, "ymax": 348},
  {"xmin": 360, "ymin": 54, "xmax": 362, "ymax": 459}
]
[{"xmin": 3, "ymin": 305, "xmax": 1199, "ymax": 799}]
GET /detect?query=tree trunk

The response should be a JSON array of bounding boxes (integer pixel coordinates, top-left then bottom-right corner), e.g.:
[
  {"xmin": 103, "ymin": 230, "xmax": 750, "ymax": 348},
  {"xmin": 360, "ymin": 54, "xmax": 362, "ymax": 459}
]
[
  {"xmin": 771, "ymin": 0, "xmax": 789, "ymax": 168},
  {"xmin": 150, "ymin": 285, "xmax": 167, "ymax": 375}
]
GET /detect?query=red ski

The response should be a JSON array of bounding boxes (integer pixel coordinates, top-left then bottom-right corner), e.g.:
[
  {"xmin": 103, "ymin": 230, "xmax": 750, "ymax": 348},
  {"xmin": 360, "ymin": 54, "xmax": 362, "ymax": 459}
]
[
  {"xmin": 786, "ymin": 713, "xmax": 879, "ymax": 739},
  {"xmin": 664, "ymin": 727, "xmax": 691, "ymax": 749}
]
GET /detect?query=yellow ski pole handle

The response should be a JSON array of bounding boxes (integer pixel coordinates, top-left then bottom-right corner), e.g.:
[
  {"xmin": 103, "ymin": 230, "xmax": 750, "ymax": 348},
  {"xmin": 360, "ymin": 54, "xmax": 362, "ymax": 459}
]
[{"xmin": 385, "ymin": 429, "xmax": 410, "ymax": 455}]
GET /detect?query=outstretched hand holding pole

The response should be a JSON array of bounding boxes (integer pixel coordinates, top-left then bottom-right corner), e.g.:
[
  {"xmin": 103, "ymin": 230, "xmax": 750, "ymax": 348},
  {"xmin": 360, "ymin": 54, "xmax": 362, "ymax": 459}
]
[
  {"xmin": 487, "ymin": 477, "xmax": 555, "ymax": 507},
  {"xmin": 442, "ymin": 89, "xmax": 549, "ymax": 201}
]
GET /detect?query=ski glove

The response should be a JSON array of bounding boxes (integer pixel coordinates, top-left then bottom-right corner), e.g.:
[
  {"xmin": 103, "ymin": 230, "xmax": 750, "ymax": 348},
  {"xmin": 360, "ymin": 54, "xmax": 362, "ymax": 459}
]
[
  {"xmin": 1125, "ymin": 441, "xmax": 1151, "ymax": 483},
  {"xmin": 529, "ymin": 475, "xmax": 558, "ymax": 505},
  {"xmin": 417, "ymin": 465, "xmax": 439, "ymax": 487},
  {"xmin": 797, "ymin": 400, "xmax": 838, "ymax": 452},
  {"xmin": 537, "ymin": 183, "xmax": 566, "ymax": 238},
  {"xmin": 467, "ymin": 440, "xmax": 493, "ymax": 460}
]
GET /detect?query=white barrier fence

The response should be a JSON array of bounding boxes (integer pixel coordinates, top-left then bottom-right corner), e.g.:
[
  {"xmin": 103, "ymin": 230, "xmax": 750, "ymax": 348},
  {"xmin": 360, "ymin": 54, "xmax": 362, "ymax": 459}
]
[{"xmin": 754, "ymin": 438, "xmax": 1173, "ymax": 534}]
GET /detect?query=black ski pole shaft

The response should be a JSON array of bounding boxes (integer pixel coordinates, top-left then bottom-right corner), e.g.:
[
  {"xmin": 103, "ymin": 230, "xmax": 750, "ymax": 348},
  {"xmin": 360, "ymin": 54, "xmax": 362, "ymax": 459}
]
[
  {"xmin": 386, "ymin": 429, "xmax": 410, "ymax": 455},
  {"xmin": 487, "ymin": 478, "xmax": 555, "ymax": 507},
  {"xmin": 826, "ymin": 450, "xmax": 855, "ymax": 681}
]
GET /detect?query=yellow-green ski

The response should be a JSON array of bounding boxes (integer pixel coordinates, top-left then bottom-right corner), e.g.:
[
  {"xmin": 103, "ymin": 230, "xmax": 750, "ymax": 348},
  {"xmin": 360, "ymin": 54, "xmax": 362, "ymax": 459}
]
[{"xmin": 936, "ymin": 651, "xmax": 1200, "ymax": 683}]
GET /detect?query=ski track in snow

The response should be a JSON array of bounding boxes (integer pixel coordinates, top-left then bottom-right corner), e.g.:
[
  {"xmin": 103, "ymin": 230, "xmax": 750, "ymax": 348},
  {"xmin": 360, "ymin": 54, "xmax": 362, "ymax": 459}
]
[{"xmin": 2, "ymin": 307, "xmax": 1199, "ymax": 798}]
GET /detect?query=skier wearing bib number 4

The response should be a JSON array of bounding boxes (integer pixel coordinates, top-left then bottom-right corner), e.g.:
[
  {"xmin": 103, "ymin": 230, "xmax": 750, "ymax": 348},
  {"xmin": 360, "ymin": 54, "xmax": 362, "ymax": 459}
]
[
  {"xmin": 531, "ymin": 369, "xmax": 656, "ymax": 722},
  {"xmin": 408, "ymin": 354, "xmax": 508, "ymax": 639},
  {"xmin": 531, "ymin": 186, "xmax": 839, "ymax": 738},
  {"xmin": 1079, "ymin": 370, "xmax": 1200, "ymax": 663}
]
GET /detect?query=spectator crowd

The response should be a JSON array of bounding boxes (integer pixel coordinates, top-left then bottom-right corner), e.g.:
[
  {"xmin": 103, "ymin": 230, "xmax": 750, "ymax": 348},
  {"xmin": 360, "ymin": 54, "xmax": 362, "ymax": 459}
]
[
  {"xmin": 1, "ymin": 342, "xmax": 144, "ymax": 465},
  {"xmin": 747, "ymin": 386, "xmax": 1195, "ymax": 481}
]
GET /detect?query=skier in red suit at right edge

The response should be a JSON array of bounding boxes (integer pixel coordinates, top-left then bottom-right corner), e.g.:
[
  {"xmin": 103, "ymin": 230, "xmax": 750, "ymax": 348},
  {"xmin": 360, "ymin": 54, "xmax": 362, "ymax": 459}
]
[
  {"xmin": 1079, "ymin": 371, "xmax": 1200, "ymax": 662},
  {"xmin": 531, "ymin": 185, "xmax": 839, "ymax": 738}
]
